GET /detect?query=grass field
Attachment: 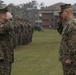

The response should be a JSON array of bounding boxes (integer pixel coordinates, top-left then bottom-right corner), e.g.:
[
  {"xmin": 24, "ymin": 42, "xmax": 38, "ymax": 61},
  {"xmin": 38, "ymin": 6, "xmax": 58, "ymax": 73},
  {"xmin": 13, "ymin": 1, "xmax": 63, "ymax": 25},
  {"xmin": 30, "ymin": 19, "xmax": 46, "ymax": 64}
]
[{"xmin": 11, "ymin": 29, "xmax": 63, "ymax": 75}]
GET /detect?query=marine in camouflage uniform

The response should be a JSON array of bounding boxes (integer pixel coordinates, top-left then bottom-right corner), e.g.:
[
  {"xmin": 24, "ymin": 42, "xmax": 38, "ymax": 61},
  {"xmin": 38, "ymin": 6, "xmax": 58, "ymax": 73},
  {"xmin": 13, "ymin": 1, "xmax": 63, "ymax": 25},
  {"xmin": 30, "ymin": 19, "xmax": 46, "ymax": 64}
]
[
  {"xmin": 6, "ymin": 12, "xmax": 17, "ymax": 49},
  {"xmin": 28, "ymin": 22, "xmax": 33, "ymax": 43},
  {"xmin": 14, "ymin": 19, "xmax": 19, "ymax": 47},
  {"xmin": 26, "ymin": 21, "xmax": 33, "ymax": 44},
  {"xmin": 25, "ymin": 20, "xmax": 29, "ymax": 44},
  {"xmin": 59, "ymin": 4, "xmax": 76, "ymax": 75},
  {"xmin": 0, "ymin": 5, "xmax": 14, "ymax": 75},
  {"xmin": 17, "ymin": 19, "xmax": 21, "ymax": 45},
  {"xmin": 20, "ymin": 19, "xmax": 24, "ymax": 45},
  {"xmin": 11, "ymin": 19, "xmax": 17, "ymax": 49},
  {"xmin": 20, "ymin": 20, "xmax": 26, "ymax": 45},
  {"xmin": 24, "ymin": 20, "xmax": 28, "ymax": 45}
]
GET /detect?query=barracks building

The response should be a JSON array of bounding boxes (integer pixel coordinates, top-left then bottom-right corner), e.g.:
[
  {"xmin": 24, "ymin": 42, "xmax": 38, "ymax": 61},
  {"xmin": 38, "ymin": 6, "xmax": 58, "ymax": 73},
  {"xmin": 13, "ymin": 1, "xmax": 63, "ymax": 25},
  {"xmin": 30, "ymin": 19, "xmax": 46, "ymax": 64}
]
[{"xmin": 39, "ymin": 2, "xmax": 76, "ymax": 29}]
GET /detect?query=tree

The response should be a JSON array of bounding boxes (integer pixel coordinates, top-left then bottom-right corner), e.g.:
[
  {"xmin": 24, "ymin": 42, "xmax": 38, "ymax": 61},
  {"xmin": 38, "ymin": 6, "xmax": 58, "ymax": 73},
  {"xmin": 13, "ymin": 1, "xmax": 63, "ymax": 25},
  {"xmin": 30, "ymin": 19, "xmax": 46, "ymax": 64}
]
[
  {"xmin": 0, "ymin": 0, "xmax": 4, "ymax": 4},
  {"xmin": 39, "ymin": 2, "xmax": 44, "ymax": 8},
  {"xmin": 31, "ymin": 0, "xmax": 38, "ymax": 9},
  {"xmin": 7, "ymin": 0, "xmax": 39, "ymax": 24},
  {"xmin": 74, "ymin": 3, "xmax": 76, "ymax": 5},
  {"xmin": 8, "ymin": 3, "xmax": 17, "ymax": 18}
]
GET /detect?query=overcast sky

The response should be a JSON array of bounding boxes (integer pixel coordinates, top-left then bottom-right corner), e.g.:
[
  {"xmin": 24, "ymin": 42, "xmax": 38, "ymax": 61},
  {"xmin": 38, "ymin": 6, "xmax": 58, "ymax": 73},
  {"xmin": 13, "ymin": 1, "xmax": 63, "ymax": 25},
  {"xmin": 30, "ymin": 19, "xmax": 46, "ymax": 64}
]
[{"xmin": 2, "ymin": 0, "xmax": 76, "ymax": 6}]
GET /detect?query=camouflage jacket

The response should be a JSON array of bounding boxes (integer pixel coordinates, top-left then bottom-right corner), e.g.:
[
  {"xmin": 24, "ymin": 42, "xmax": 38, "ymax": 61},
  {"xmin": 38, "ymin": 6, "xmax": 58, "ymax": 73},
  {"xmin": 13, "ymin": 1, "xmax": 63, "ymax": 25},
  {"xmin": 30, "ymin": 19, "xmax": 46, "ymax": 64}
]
[
  {"xmin": 0, "ymin": 20, "xmax": 14, "ymax": 63},
  {"xmin": 59, "ymin": 18, "xmax": 76, "ymax": 62}
]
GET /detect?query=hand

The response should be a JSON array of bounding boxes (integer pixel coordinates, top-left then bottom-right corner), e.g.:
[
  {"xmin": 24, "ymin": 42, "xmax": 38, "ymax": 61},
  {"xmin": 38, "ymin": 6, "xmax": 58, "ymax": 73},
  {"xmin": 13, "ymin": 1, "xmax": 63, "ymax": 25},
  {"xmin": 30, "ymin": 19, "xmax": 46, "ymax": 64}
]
[{"xmin": 65, "ymin": 59, "xmax": 72, "ymax": 64}]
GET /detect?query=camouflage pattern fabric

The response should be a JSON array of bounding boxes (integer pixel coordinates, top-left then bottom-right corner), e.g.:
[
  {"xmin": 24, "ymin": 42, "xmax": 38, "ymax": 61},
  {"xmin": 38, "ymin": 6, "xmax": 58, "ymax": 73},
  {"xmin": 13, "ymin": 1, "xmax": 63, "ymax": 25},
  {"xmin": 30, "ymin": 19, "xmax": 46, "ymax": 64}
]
[
  {"xmin": 57, "ymin": 22, "xmax": 63, "ymax": 35},
  {"xmin": 0, "ymin": 20, "xmax": 14, "ymax": 75},
  {"xmin": 59, "ymin": 18, "xmax": 76, "ymax": 75}
]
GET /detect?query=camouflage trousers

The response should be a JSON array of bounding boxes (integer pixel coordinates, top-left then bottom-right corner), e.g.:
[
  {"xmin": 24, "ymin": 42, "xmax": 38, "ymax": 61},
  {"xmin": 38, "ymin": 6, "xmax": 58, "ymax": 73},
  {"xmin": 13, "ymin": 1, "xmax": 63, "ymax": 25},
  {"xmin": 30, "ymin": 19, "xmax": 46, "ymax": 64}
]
[
  {"xmin": 5, "ymin": 62, "xmax": 12, "ymax": 75},
  {"xmin": 0, "ymin": 61, "xmax": 12, "ymax": 75},
  {"xmin": 62, "ymin": 62, "xmax": 76, "ymax": 75}
]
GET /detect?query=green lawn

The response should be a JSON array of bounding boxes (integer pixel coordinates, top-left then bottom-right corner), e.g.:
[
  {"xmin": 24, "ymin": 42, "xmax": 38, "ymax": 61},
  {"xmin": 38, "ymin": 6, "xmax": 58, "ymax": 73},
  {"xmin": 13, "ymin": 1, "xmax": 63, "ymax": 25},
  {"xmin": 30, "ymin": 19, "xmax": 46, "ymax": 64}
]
[{"xmin": 12, "ymin": 29, "xmax": 63, "ymax": 75}]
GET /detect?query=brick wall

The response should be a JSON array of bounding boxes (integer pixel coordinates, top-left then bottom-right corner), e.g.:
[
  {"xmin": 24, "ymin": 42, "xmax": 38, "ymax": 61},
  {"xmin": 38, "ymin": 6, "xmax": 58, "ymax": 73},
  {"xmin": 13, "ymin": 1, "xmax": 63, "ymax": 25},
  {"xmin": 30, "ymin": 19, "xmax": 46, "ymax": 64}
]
[{"xmin": 42, "ymin": 13, "xmax": 54, "ymax": 28}]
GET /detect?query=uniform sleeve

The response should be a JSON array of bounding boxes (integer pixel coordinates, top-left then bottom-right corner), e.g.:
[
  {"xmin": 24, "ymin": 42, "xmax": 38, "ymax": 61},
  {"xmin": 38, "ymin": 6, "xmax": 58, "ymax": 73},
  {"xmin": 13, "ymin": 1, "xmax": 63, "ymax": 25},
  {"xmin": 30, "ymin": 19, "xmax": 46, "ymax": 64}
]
[
  {"xmin": 4, "ymin": 21, "xmax": 14, "ymax": 32},
  {"xmin": 57, "ymin": 22, "xmax": 63, "ymax": 35}
]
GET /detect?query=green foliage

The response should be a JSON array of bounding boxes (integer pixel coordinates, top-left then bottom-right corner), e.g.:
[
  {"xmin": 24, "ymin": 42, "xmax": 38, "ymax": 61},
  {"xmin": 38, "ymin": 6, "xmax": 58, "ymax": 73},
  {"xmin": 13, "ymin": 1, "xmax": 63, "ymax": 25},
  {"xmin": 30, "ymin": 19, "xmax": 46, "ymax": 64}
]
[
  {"xmin": 0, "ymin": 0, "xmax": 4, "ymax": 5},
  {"xmin": 8, "ymin": 0, "xmax": 39, "ymax": 22},
  {"xmin": 12, "ymin": 30, "xmax": 63, "ymax": 75}
]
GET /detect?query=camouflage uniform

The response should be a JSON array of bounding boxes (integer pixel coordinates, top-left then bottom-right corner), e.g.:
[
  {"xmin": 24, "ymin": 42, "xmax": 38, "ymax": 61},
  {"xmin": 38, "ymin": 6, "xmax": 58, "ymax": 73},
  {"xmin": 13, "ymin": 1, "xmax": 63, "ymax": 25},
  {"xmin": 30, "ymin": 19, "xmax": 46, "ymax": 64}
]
[
  {"xmin": 24, "ymin": 21, "xmax": 28, "ymax": 45},
  {"xmin": 20, "ymin": 20, "xmax": 25, "ymax": 45},
  {"xmin": 26, "ymin": 21, "xmax": 29, "ymax": 44},
  {"xmin": 18, "ymin": 22, "xmax": 21, "ymax": 46},
  {"xmin": 0, "ymin": 21, "xmax": 14, "ymax": 75},
  {"xmin": 20, "ymin": 21, "xmax": 24, "ymax": 45},
  {"xmin": 11, "ymin": 19, "xmax": 17, "ymax": 48},
  {"xmin": 14, "ymin": 20, "xmax": 19, "ymax": 47},
  {"xmin": 59, "ymin": 18, "xmax": 76, "ymax": 75},
  {"xmin": 57, "ymin": 11, "xmax": 64, "ymax": 35},
  {"xmin": 26, "ymin": 21, "xmax": 33, "ymax": 44},
  {"xmin": 0, "ymin": 5, "xmax": 14, "ymax": 75},
  {"xmin": 27, "ymin": 22, "xmax": 33, "ymax": 43},
  {"xmin": 59, "ymin": 4, "xmax": 76, "ymax": 75}
]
